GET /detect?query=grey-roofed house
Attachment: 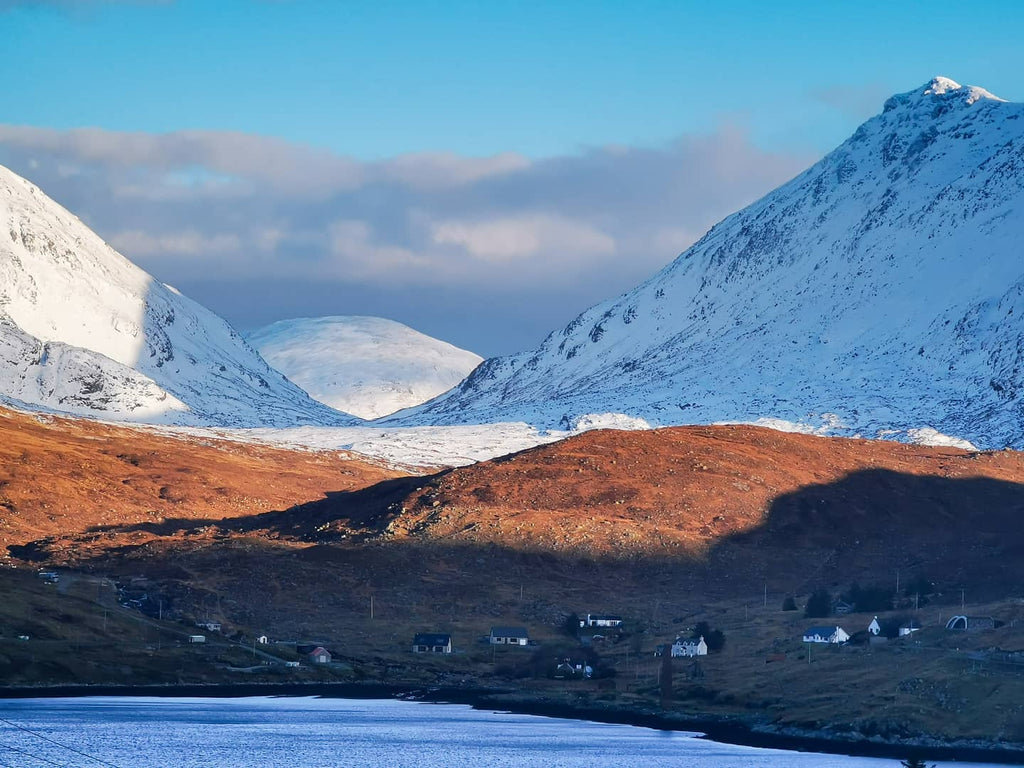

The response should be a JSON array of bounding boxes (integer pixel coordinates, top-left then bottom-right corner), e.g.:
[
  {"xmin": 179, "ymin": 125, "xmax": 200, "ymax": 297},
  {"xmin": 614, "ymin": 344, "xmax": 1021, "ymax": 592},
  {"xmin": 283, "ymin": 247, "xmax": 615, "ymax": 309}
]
[
  {"xmin": 489, "ymin": 626, "xmax": 529, "ymax": 646},
  {"xmin": 413, "ymin": 633, "xmax": 453, "ymax": 654}
]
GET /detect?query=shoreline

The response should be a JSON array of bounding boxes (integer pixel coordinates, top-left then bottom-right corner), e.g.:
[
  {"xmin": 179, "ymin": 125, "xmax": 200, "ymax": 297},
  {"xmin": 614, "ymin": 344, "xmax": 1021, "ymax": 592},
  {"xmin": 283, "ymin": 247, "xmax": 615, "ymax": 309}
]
[{"xmin": 1, "ymin": 681, "xmax": 1021, "ymax": 764}]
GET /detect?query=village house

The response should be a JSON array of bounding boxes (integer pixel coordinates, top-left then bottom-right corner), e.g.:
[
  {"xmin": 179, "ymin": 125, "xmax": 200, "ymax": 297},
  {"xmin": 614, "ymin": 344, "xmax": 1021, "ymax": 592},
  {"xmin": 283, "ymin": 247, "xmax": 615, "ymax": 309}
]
[
  {"xmin": 308, "ymin": 646, "xmax": 332, "ymax": 664},
  {"xmin": 412, "ymin": 633, "xmax": 453, "ymax": 654},
  {"xmin": 187, "ymin": 635, "xmax": 206, "ymax": 644},
  {"xmin": 579, "ymin": 614, "xmax": 623, "ymax": 629},
  {"xmin": 671, "ymin": 636, "xmax": 708, "ymax": 658},
  {"xmin": 899, "ymin": 620, "xmax": 922, "ymax": 637},
  {"xmin": 832, "ymin": 600, "xmax": 855, "ymax": 615},
  {"xmin": 802, "ymin": 626, "xmax": 850, "ymax": 644},
  {"xmin": 489, "ymin": 626, "xmax": 529, "ymax": 646},
  {"xmin": 868, "ymin": 617, "xmax": 881, "ymax": 636},
  {"xmin": 256, "ymin": 635, "xmax": 269, "ymax": 645},
  {"xmin": 553, "ymin": 658, "xmax": 593, "ymax": 679}
]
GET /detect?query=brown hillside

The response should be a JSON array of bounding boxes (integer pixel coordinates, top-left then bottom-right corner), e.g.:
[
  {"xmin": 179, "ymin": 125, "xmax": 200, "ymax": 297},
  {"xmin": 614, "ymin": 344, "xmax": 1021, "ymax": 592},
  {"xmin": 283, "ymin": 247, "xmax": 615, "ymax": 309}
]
[
  {"xmin": 10, "ymin": 415, "xmax": 1024, "ymax": 600},
  {"xmin": 338, "ymin": 425, "xmax": 1024, "ymax": 594},
  {"xmin": 378, "ymin": 425, "xmax": 1023, "ymax": 545},
  {"xmin": 0, "ymin": 407, "xmax": 402, "ymax": 552}
]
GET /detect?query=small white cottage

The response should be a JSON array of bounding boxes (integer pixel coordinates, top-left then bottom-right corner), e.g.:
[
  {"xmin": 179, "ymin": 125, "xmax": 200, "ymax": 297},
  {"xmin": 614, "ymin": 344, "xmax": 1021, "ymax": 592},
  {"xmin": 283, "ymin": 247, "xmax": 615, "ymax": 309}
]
[
  {"xmin": 671, "ymin": 636, "xmax": 708, "ymax": 657},
  {"xmin": 868, "ymin": 617, "xmax": 881, "ymax": 636},
  {"xmin": 489, "ymin": 626, "xmax": 529, "ymax": 646},
  {"xmin": 802, "ymin": 626, "xmax": 850, "ymax": 644}
]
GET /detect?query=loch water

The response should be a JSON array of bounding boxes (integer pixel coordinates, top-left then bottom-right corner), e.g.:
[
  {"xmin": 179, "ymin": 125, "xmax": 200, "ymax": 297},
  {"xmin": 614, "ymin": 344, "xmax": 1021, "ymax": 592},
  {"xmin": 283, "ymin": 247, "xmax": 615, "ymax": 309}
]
[{"xmin": 0, "ymin": 696, "xmax": 1000, "ymax": 767}]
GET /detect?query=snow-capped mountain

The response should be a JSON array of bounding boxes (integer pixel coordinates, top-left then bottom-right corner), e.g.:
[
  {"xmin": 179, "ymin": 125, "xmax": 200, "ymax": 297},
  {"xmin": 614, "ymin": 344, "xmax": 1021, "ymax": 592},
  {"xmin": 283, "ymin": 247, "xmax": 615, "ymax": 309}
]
[
  {"xmin": 397, "ymin": 78, "xmax": 1024, "ymax": 450},
  {"xmin": 0, "ymin": 164, "xmax": 352, "ymax": 427},
  {"xmin": 247, "ymin": 316, "xmax": 482, "ymax": 420}
]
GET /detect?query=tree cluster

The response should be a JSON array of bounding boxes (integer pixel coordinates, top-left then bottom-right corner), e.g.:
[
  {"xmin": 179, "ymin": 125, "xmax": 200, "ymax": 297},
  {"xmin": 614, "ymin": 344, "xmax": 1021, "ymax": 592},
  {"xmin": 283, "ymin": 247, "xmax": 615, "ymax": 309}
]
[
  {"xmin": 804, "ymin": 588, "xmax": 832, "ymax": 618},
  {"xmin": 841, "ymin": 582, "xmax": 895, "ymax": 613},
  {"xmin": 692, "ymin": 621, "xmax": 725, "ymax": 652}
]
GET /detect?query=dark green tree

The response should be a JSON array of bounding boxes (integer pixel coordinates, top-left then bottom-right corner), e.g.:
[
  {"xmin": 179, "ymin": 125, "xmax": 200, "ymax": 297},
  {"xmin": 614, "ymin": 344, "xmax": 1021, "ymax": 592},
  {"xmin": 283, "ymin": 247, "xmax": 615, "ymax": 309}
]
[{"xmin": 804, "ymin": 588, "xmax": 832, "ymax": 618}]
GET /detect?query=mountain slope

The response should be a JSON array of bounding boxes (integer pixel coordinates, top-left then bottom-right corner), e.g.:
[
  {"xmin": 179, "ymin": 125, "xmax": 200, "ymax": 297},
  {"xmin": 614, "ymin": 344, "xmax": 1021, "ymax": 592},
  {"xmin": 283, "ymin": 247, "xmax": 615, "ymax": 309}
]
[
  {"xmin": 0, "ymin": 164, "xmax": 353, "ymax": 427},
  {"xmin": 246, "ymin": 316, "xmax": 482, "ymax": 419},
  {"xmin": 398, "ymin": 77, "xmax": 1024, "ymax": 449}
]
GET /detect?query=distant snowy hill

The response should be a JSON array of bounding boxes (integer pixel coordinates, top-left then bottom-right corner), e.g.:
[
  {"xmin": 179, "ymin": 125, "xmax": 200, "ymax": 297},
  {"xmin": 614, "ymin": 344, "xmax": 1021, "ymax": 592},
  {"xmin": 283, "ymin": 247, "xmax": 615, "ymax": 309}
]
[
  {"xmin": 247, "ymin": 316, "xmax": 482, "ymax": 420},
  {"xmin": 397, "ymin": 78, "xmax": 1024, "ymax": 450},
  {"xmin": 0, "ymin": 164, "xmax": 352, "ymax": 427}
]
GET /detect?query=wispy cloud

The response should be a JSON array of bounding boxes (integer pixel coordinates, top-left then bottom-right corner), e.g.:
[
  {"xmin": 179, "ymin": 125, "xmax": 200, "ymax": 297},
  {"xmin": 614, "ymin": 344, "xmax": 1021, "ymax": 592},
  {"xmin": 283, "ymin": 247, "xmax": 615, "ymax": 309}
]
[
  {"xmin": 809, "ymin": 82, "xmax": 891, "ymax": 120},
  {"xmin": 0, "ymin": 123, "xmax": 812, "ymax": 353}
]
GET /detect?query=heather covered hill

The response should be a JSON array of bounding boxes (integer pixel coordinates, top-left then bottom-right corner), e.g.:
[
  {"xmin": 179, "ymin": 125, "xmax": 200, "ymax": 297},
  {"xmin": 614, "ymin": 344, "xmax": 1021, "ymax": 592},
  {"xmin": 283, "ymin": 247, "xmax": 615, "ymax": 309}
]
[{"xmin": 0, "ymin": 407, "xmax": 399, "ymax": 549}]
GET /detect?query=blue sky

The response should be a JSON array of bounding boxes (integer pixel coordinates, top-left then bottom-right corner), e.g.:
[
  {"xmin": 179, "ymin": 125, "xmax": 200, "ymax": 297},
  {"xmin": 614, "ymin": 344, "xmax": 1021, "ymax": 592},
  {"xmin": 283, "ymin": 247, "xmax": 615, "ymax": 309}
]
[{"xmin": 1, "ymin": 0, "xmax": 1023, "ymax": 354}]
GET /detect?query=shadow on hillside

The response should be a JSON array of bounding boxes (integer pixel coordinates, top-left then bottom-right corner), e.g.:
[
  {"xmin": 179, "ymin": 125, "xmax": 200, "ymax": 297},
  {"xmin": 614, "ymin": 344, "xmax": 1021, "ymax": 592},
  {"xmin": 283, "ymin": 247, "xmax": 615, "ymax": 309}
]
[
  {"xmin": 10, "ymin": 466, "xmax": 1024, "ymax": 600},
  {"xmin": 78, "ymin": 474, "xmax": 428, "ymax": 539},
  {"xmin": 705, "ymin": 468, "xmax": 1024, "ymax": 599}
]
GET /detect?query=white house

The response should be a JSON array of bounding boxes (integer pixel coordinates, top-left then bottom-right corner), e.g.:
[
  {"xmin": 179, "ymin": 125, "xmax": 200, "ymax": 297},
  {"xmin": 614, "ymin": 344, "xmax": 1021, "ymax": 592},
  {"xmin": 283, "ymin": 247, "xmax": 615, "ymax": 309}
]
[
  {"xmin": 413, "ymin": 633, "xmax": 453, "ymax": 654},
  {"xmin": 802, "ymin": 626, "xmax": 850, "ymax": 644},
  {"xmin": 898, "ymin": 620, "xmax": 922, "ymax": 637},
  {"xmin": 579, "ymin": 614, "xmax": 623, "ymax": 629},
  {"xmin": 671, "ymin": 636, "xmax": 708, "ymax": 657},
  {"xmin": 868, "ymin": 617, "xmax": 881, "ymax": 636},
  {"xmin": 257, "ymin": 635, "xmax": 269, "ymax": 645},
  {"xmin": 489, "ymin": 626, "xmax": 529, "ymax": 645},
  {"xmin": 187, "ymin": 635, "xmax": 206, "ymax": 644}
]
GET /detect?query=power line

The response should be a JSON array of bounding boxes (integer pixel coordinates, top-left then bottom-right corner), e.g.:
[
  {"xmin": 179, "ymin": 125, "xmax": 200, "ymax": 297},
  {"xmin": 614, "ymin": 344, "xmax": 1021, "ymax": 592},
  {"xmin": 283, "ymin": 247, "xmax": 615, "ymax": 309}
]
[
  {"xmin": 0, "ymin": 738, "xmax": 69, "ymax": 767},
  {"xmin": 0, "ymin": 717, "xmax": 120, "ymax": 768}
]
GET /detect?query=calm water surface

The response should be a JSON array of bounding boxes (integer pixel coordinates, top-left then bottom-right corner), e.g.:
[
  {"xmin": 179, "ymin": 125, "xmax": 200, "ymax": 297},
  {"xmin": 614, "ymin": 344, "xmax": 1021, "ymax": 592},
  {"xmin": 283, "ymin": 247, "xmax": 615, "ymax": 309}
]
[{"xmin": 0, "ymin": 696, "xmax": 1001, "ymax": 768}]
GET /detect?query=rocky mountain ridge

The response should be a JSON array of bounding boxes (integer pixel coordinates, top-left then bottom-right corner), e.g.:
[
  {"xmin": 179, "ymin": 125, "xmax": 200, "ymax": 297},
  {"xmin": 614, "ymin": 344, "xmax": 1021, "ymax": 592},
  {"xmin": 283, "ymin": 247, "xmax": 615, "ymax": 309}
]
[{"xmin": 399, "ymin": 78, "xmax": 1024, "ymax": 450}]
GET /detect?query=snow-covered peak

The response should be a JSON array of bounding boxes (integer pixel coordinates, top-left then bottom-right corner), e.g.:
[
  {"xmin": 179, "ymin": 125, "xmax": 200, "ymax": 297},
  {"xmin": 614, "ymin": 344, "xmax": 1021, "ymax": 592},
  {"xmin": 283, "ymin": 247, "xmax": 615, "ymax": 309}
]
[
  {"xmin": 0, "ymin": 162, "xmax": 353, "ymax": 427},
  {"xmin": 925, "ymin": 75, "xmax": 963, "ymax": 94},
  {"xmin": 247, "ymin": 316, "xmax": 482, "ymax": 420},
  {"xmin": 884, "ymin": 76, "xmax": 1005, "ymax": 115},
  {"xmin": 395, "ymin": 78, "xmax": 1024, "ymax": 450}
]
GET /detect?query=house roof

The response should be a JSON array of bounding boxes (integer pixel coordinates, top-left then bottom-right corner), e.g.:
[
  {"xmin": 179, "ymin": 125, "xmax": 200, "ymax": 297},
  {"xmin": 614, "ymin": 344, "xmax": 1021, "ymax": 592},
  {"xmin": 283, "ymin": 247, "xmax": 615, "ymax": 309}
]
[
  {"xmin": 413, "ymin": 633, "xmax": 452, "ymax": 646},
  {"xmin": 309, "ymin": 646, "xmax": 330, "ymax": 656},
  {"xmin": 586, "ymin": 614, "xmax": 622, "ymax": 621},
  {"xmin": 804, "ymin": 626, "xmax": 842, "ymax": 636},
  {"xmin": 674, "ymin": 636, "xmax": 705, "ymax": 646},
  {"xmin": 490, "ymin": 626, "xmax": 529, "ymax": 638}
]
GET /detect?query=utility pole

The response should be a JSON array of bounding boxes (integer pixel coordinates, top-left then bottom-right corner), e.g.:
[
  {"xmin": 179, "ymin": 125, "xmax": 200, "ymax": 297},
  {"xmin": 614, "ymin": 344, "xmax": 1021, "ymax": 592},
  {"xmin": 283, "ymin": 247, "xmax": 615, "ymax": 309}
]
[
  {"xmin": 370, "ymin": 595, "xmax": 374, "ymax": 620},
  {"xmin": 763, "ymin": 582, "xmax": 767, "ymax": 608},
  {"xmin": 961, "ymin": 589, "xmax": 965, "ymax": 611},
  {"xmin": 895, "ymin": 569, "xmax": 900, "ymax": 595}
]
